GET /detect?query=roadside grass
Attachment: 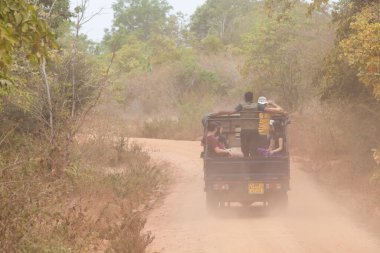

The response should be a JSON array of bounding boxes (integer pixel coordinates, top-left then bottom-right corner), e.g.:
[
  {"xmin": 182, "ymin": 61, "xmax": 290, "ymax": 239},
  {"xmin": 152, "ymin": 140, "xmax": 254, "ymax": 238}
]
[
  {"xmin": 0, "ymin": 130, "xmax": 168, "ymax": 252},
  {"xmin": 290, "ymin": 107, "xmax": 380, "ymax": 233}
]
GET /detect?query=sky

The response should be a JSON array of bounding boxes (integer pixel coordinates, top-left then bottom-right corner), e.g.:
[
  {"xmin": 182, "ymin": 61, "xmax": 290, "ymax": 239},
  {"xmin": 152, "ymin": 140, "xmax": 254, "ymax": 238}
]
[{"xmin": 70, "ymin": 0, "xmax": 206, "ymax": 42}]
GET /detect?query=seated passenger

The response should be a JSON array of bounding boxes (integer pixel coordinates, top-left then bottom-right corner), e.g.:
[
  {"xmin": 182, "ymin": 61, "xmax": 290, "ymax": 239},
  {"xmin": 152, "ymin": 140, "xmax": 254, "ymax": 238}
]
[
  {"xmin": 268, "ymin": 120, "xmax": 286, "ymax": 156},
  {"xmin": 201, "ymin": 118, "xmax": 229, "ymax": 149},
  {"xmin": 257, "ymin": 120, "xmax": 286, "ymax": 157},
  {"xmin": 204, "ymin": 122, "xmax": 231, "ymax": 157},
  {"xmin": 215, "ymin": 122, "xmax": 229, "ymax": 149}
]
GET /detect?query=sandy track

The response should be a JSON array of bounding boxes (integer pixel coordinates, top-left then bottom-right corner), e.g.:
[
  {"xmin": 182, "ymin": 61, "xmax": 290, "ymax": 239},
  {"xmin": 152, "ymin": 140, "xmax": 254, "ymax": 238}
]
[{"xmin": 136, "ymin": 138, "xmax": 380, "ymax": 253}]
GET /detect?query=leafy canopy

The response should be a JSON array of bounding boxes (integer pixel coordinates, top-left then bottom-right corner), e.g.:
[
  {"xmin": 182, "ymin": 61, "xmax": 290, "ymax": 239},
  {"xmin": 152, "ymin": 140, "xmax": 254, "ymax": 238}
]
[
  {"xmin": 0, "ymin": 0, "xmax": 57, "ymax": 83},
  {"xmin": 111, "ymin": 0, "xmax": 172, "ymax": 41},
  {"xmin": 190, "ymin": 0, "xmax": 255, "ymax": 41},
  {"xmin": 340, "ymin": 3, "xmax": 380, "ymax": 99}
]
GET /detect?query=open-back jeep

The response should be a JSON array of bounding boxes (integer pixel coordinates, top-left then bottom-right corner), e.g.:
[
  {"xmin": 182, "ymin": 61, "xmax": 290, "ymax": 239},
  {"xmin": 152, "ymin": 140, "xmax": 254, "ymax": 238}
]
[{"xmin": 202, "ymin": 113, "xmax": 290, "ymax": 210}]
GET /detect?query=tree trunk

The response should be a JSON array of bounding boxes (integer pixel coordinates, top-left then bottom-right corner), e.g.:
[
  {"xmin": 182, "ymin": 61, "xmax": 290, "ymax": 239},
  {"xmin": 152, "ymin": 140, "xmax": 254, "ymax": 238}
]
[{"xmin": 42, "ymin": 57, "xmax": 54, "ymax": 143}]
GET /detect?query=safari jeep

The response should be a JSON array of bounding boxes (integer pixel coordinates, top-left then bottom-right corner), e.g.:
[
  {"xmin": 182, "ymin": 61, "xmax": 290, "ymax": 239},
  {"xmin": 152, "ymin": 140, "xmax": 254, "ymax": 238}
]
[{"xmin": 202, "ymin": 113, "xmax": 290, "ymax": 210}]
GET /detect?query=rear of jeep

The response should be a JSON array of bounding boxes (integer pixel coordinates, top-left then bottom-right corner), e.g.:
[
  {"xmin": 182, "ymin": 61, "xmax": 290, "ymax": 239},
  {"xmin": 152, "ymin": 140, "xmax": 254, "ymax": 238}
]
[{"xmin": 202, "ymin": 114, "xmax": 290, "ymax": 209}]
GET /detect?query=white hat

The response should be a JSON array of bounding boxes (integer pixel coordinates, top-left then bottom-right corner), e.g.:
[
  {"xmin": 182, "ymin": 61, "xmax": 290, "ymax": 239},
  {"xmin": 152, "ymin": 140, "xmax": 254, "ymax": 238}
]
[{"xmin": 258, "ymin": 96, "xmax": 268, "ymax": 105}]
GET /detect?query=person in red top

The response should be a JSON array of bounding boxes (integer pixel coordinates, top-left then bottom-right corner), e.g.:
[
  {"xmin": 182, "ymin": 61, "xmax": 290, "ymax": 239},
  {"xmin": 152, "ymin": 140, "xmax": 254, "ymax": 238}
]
[{"xmin": 204, "ymin": 122, "xmax": 231, "ymax": 157}]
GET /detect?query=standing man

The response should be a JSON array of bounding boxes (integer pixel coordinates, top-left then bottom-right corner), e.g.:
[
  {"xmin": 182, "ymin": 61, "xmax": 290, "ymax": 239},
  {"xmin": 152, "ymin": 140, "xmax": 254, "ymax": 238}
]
[{"xmin": 238, "ymin": 92, "xmax": 260, "ymax": 157}]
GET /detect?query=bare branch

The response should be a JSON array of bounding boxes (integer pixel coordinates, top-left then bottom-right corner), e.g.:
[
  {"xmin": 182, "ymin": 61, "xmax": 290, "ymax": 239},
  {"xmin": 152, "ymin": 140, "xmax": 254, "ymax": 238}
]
[
  {"xmin": 47, "ymin": 0, "xmax": 58, "ymax": 17},
  {"xmin": 0, "ymin": 126, "xmax": 17, "ymax": 147},
  {"xmin": 80, "ymin": 8, "xmax": 105, "ymax": 26},
  {"xmin": 72, "ymin": 51, "xmax": 117, "ymax": 136},
  {"xmin": 42, "ymin": 57, "xmax": 54, "ymax": 143}
]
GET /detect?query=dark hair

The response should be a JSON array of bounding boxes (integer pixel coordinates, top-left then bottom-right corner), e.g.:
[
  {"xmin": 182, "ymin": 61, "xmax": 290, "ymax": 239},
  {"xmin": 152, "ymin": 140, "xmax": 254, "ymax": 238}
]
[
  {"xmin": 207, "ymin": 122, "xmax": 218, "ymax": 132},
  {"xmin": 272, "ymin": 120, "xmax": 284, "ymax": 133},
  {"xmin": 244, "ymin": 92, "xmax": 253, "ymax": 102}
]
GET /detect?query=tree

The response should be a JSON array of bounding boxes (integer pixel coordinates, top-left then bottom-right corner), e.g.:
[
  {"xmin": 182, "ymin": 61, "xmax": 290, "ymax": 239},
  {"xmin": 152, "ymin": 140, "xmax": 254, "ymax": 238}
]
[
  {"xmin": 190, "ymin": 0, "xmax": 255, "ymax": 42},
  {"xmin": 336, "ymin": 2, "xmax": 380, "ymax": 177},
  {"xmin": 304, "ymin": 0, "xmax": 380, "ymax": 103},
  {"xmin": 340, "ymin": 3, "xmax": 380, "ymax": 100},
  {"xmin": 111, "ymin": 0, "xmax": 172, "ymax": 41},
  {"xmin": 0, "ymin": 0, "xmax": 57, "ymax": 84},
  {"xmin": 71, "ymin": 0, "xmax": 104, "ymax": 117},
  {"xmin": 241, "ymin": 2, "xmax": 333, "ymax": 111},
  {"xmin": 264, "ymin": 0, "xmax": 379, "ymax": 103},
  {"xmin": 37, "ymin": 0, "xmax": 71, "ymax": 31}
]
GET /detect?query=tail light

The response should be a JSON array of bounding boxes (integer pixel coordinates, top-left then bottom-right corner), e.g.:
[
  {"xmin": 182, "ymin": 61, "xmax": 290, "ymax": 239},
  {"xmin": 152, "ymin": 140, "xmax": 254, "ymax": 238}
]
[{"xmin": 265, "ymin": 183, "xmax": 282, "ymax": 190}]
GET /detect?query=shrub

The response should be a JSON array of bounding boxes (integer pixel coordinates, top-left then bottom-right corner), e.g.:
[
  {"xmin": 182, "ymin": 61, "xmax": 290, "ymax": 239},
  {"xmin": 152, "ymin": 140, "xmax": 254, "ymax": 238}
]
[
  {"xmin": 200, "ymin": 35, "xmax": 224, "ymax": 54},
  {"xmin": 0, "ymin": 131, "xmax": 167, "ymax": 252}
]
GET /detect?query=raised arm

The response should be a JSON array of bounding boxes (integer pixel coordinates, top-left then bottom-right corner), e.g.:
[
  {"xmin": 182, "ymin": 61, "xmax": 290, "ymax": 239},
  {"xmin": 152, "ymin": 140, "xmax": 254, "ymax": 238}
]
[
  {"xmin": 212, "ymin": 104, "xmax": 241, "ymax": 116},
  {"xmin": 265, "ymin": 101, "xmax": 285, "ymax": 114},
  {"xmin": 211, "ymin": 110, "xmax": 237, "ymax": 116}
]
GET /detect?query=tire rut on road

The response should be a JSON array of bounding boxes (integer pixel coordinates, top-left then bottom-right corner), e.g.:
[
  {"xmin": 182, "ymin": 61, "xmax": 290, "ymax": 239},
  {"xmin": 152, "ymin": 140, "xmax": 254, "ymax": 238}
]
[{"xmin": 135, "ymin": 138, "xmax": 380, "ymax": 253}]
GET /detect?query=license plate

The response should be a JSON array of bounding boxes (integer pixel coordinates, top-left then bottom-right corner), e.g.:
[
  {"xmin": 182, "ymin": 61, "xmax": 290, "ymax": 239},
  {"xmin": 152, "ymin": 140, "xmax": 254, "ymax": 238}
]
[{"xmin": 248, "ymin": 182, "xmax": 264, "ymax": 194}]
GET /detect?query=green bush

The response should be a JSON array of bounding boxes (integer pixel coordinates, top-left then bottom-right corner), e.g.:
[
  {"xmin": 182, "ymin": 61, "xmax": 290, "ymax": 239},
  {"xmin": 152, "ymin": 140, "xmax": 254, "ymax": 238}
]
[{"xmin": 200, "ymin": 35, "xmax": 224, "ymax": 53}]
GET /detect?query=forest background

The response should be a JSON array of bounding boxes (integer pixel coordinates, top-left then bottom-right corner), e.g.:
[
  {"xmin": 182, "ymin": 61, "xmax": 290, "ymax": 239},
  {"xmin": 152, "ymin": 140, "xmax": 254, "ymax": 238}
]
[{"xmin": 0, "ymin": 0, "xmax": 379, "ymax": 252}]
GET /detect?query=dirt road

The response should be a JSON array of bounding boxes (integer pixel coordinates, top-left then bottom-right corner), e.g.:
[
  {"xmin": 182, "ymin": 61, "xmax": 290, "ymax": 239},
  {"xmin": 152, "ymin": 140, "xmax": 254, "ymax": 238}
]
[{"xmin": 137, "ymin": 138, "xmax": 380, "ymax": 253}]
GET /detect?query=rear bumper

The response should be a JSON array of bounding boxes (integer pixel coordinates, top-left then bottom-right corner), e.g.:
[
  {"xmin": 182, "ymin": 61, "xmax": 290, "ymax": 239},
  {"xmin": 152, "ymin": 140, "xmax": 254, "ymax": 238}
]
[{"xmin": 205, "ymin": 180, "xmax": 288, "ymax": 202}]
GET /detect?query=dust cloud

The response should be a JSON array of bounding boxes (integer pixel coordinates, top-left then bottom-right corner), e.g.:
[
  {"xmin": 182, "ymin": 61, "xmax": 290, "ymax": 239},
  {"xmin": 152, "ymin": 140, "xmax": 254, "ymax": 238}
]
[{"xmin": 136, "ymin": 138, "xmax": 380, "ymax": 253}]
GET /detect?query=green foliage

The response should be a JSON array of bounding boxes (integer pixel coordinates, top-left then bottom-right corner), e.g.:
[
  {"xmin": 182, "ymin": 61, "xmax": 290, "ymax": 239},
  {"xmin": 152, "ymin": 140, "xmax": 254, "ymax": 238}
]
[
  {"xmin": 314, "ymin": 0, "xmax": 380, "ymax": 102},
  {"xmin": 0, "ymin": 0, "xmax": 57, "ymax": 79},
  {"xmin": 149, "ymin": 35, "xmax": 181, "ymax": 64},
  {"xmin": 37, "ymin": 0, "xmax": 71, "ymax": 32},
  {"xmin": 2, "ymin": 0, "xmax": 379, "ymax": 248},
  {"xmin": 317, "ymin": 49, "xmax": 365, "ymax": 101},
  {"xmin": 2, "ymin": 30, "xmax": 104, "ymax": 146},
  {"xmin": 340, "ymin": 3, "xmax": 380, "ymax": 99},
  {"xmin": 190, "ymin": 0, "xmax": 254, "ymax": 42},
  {"xmin": 108, "ymin": 35, "xmax": 182, "ymax": 75},
  {"xmin": 241, "ymin": 2, "xmax": 332, "ymax": 110},
  {"xmin": 257, "ymin": 1, "xmax": 380, "ymax": 104},
  {"xmin": 111, "ymin": 0, "xmax": 173, "ymax": 41},
  {"xmin": 0, "ymin": 0, "xmax": 169, "ymax": 252},
  {"xmin": 177, "ymin": 55, "xmax": 228, "ymax": 96},
  {"xmin": 113, "ymin": 35, "xmax": 150, "ymax": 74},
  {"xmin": 200, "ymin": 34, "xmax": 224, "ymax": 53},
  {"xmin": 111, "ymin": 34, "xmax": 182, "ymax": 75}
]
